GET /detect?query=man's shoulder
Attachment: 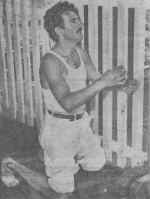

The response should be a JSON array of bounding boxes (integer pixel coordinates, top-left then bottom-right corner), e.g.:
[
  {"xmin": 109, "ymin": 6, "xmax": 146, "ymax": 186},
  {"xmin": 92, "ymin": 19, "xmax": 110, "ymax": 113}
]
[
  {"xmin": 40, "ymin": 52, "xmax": 65, "ymax": 76},
  {"xmin": 41, "ymin": 52, "xmax": 59, "ymax": 64}
]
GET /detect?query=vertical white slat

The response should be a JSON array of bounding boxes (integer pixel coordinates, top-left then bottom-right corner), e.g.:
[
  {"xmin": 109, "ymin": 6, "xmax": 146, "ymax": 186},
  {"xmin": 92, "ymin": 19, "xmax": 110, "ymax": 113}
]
[
  {"xmin": 77, "ymin": 0, "xmax": 85, "ymax": 48},
  {"xmin": 12, "ymin": 0, "xmax": 25, "ymax": 123},
  {"xmin": 5, "ymin": 0, "xmax": 17, "ymax": 119},
  {"xmin": 117, "ymin": 2, "xmax": 128, "ymax": 167},
  {"xmin": 132, "ymin": 4, "xmax": 145, "ymax": 166},
  {"xmin": 144, "ymin": 3, "xmax": 150, "ymax": 168},
  {"xmin": 38, "ymin": 18, "xmax": 44, "ymax": 56},
  {"xmin": 21, "ymin": 0, "xmax": 34, "ymax": 126},
  {"xmin": 88, "ymin": 1, "xmax": 99, "ymax": 134},
  {"xmin": 102, "ymin": 0, "xmax": 113, "ymax": 161},
  {"xmin": 39, "ymin": 23, "xmax": 50, "ymax": 55},
  {"xmin": 78, "ymin": 0, "xmax": 84, "ymax": 20},
  {"xmin": 0, "ymin": 1, "xmax": 9, "ymax": 108},
  {"xmin": 31, "ymin": 0, "xmax": 43, "ymax": 129},
  {"xmin": 41, "ymin": 30, "xmax": 51, "ymax": 54},
  {"xmin": 0, "ymin": 1, "xmax": 3, "ymax": 110},
  {"xmin": 38, "ymin": 7, "xmax": 51, "ymax": 55}
]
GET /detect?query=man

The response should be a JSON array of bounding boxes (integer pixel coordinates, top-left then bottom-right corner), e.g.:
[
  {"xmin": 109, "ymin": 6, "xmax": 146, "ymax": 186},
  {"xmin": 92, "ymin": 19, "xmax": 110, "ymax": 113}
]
[
  {"xmin": 1, "ymin": 1, "xmax": 137, "ymax": 199},
  {"xmin": 39, "ymin": 0, "xmax": 128, "ymax": 195}
]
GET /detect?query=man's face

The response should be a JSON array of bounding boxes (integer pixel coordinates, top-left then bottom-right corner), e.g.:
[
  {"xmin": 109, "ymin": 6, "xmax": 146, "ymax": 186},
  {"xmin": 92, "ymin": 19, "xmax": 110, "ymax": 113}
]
[{"xmin": 60, "ymin": 11, "xmax": 83, "ymax": 43}]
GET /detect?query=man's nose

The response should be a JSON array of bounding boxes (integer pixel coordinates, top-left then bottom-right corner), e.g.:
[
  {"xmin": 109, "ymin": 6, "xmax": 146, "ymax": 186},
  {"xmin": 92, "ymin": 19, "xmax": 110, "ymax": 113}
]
[
  {"xmin": 79, "ymin": 20, "xmax": 84, "ymax": 28},
  {"xmin": 76, "ymin": 18, "xmax": 83, "ymax": 28}
]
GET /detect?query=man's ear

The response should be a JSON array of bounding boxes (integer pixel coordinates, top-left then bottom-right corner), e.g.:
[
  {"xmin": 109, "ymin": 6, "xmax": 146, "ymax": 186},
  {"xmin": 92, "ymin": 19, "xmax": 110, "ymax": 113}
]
[{"xmin": 55, "ymin": 26, "xmax": 64, "ymax": 37}]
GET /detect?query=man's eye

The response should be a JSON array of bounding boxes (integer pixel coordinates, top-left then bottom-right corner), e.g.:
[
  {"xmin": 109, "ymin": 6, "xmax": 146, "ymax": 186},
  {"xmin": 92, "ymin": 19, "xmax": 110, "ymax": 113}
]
[{"xmin": 71, "ymin": 19, "xmax": 76, "ymax": 23}]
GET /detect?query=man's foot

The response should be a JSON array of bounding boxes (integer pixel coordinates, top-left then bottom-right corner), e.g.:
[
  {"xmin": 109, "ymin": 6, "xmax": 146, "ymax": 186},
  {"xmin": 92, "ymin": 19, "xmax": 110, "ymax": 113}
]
[{"xmin": 1, "ymin": 157, "xmax": 20, "ymax": 187}]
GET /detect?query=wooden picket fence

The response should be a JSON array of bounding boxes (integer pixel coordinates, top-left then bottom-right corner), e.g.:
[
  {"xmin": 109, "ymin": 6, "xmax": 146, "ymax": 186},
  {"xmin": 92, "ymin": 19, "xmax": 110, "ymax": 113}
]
[{"xmin": 0, "ymin": 0, "xmax": 150, "ymax": 167}]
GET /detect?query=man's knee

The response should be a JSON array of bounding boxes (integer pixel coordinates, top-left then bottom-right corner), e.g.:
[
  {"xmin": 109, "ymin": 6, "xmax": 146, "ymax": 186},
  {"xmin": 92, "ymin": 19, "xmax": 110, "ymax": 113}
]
[
  {"xmin": 80, "ymin": 149, "xmax": 106, "ymax": 171},
  {"xmin": 48, "ymin": 172, "xmax": 75, "ymax": 193}
]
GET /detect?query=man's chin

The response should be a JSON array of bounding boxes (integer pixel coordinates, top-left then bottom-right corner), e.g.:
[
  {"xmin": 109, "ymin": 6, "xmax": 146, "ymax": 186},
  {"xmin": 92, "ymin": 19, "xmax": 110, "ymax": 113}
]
[
  {"xmin": 65, "ymin": 35, "xmax": 83, "ymax": 44},
  {"xmin": 76, "ymin": 35, "xmax": 83, "ymax": 43}
]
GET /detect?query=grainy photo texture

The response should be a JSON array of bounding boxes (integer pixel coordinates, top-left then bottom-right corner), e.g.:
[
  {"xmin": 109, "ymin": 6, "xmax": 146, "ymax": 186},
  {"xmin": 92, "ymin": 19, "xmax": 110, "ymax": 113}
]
[{"xmin": 0, "ymin": 0, "xmax": 150, "ymax": 199}]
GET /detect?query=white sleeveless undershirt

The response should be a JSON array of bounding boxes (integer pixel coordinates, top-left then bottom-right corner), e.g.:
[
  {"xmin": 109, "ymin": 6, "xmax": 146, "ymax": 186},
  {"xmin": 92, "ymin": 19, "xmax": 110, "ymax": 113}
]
[{"xmin": 42, "ymin": 48, "xmax": 87, "ymax": 114}]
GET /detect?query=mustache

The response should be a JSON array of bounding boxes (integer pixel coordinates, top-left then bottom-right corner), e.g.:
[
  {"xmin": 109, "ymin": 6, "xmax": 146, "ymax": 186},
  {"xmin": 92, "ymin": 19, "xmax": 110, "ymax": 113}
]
[{"xmin": 76, "ymin": 27, "xmax": 82, "ymax": 33}]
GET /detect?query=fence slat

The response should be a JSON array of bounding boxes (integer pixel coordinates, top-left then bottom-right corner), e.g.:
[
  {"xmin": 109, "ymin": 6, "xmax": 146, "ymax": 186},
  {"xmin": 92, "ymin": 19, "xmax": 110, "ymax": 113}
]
[
  {"xmin": 112, "ymin": 7, "xmax": 118, "ymax": 142},
  {"xmin": 117, "ymin": 2, "xmax": 128, "ymax": 167},
  {"xmin": 132, "ymin": 5, "xmax": 145, "ymax": 166},
  {"xmin": 0, "ymin": 1, "xmax": 9, "ymax": 108},
  {"xmin": 12, "ymin": 0, "xmax": 25, "ymax": 122},
  {"xmin": 5, "ymin": 0, "xmax": 17, "ymax": 119},
  {"xmin": 77, "ymin": 0, "xmax": 84, "ymax": 25},
  {"xmin": 102, "ymin": 0, "xmax": 113, "ymax": 161},
  {"xmin": 0, "ymin": 1, "xmax": 3, "ymax": 106},
  {"xmin": 88, "ymin": 1, "xmax": 99, "ymax": 134},
  {"xmin": 98, "ymin": 5, "xmax": 103, "ymax": 136},
  {"xmin": 31, "ymin": 0, "xmax": 43, "ymax": 129},
  {"xmin": 38, "ymin": 7, "xmax": 51, "ymax": 55},
  {"xmin": 77, "ymin": 0, "xmax": 84, "ymax": 49},
  {"xmin": 21, "ymin": 0, "xmax": 34, "ymax": 126},
  {"xmin": 127, "ymin": 8, "xmax": 135, "ymax": 147},
  {"xmin": 84, "ymin": 5, "xmax": 89, "ymax": 53}
]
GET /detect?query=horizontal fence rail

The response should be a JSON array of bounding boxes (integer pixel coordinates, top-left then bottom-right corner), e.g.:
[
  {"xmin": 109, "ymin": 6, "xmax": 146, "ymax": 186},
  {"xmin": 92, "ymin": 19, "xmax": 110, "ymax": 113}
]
[{"xmin": 0, "ymin": 0, "xmax": 149, "ymax": 167}]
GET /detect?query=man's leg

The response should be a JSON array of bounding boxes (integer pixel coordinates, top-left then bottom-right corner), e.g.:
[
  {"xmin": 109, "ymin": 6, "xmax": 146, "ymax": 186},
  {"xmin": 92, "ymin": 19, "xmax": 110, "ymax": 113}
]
[
  {"xmin": 38, "ymin": 114, "xmax": 81, "ymax": 197},
  {"xmin": 78, "ymin": 126, "xmax": 105, "ymax": 171},
  {"xmin": 44, "ymin": 153, "xmax": 79, "ymax": 194}
]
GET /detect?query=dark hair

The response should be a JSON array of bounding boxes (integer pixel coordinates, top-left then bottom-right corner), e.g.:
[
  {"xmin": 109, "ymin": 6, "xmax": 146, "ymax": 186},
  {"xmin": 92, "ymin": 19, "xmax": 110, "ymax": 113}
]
[{"xmin": 44, "ymin": 1, "xmax": 79, "ymax": 42}]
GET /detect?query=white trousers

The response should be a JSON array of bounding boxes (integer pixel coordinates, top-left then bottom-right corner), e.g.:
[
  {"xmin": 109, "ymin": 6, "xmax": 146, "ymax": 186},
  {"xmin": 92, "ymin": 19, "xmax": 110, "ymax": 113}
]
[{"xmin": 39, "ymin": 112, "xmax": 105, "ymax": 193}]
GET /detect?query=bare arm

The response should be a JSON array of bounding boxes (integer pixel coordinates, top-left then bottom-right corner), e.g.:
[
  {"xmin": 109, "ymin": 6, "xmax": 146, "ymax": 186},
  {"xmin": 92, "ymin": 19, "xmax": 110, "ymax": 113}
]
[
  {"xmin": 81, "ymin": 49, "xmax": 138, "ymax": 95},
  {"xmin": 79, "ymin": 49, "xmax": 102, "ymax": 112},
  {"xmin": 41, "ymin": 54, "xmax": 105, "ymax": 113},
  {"xmin": 41, "ymin": 54, "xmax": 125, "ymax": 113}
]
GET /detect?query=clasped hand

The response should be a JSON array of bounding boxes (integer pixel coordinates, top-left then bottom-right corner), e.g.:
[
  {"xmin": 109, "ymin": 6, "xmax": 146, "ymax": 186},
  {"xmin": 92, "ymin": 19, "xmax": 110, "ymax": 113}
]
[
  {"xmin": 121, "ymin": 79, "xmax": 139, "ymax": 94},
  {"xmin": 98, "ymin": 65, "xmax": 138, "ymax": 94},
  {"xmin": 101, "ymin": 65, "xmax": 127, "ymax": 87}
]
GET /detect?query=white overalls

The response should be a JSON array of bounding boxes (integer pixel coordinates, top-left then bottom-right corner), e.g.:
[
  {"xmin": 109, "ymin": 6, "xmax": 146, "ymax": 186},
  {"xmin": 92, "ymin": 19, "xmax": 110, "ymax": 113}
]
[{"xmin": 39, "ymin": 48, "xmax": 106, "ymax": 193}]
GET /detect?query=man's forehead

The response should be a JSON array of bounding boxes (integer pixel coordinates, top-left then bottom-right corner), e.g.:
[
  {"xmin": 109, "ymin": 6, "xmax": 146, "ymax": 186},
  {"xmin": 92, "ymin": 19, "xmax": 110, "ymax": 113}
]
[{"xmin": 62, "ymin": 11, "xmax": 79, "ymax": 19}]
